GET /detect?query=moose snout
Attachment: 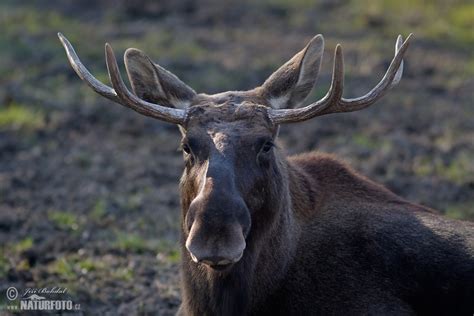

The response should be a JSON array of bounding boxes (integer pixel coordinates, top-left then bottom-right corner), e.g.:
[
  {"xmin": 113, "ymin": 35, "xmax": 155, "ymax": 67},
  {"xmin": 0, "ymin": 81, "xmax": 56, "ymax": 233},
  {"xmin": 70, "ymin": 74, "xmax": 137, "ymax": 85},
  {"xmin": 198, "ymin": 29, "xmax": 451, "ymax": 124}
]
[
  {"xmin": 185, "ymin": 220, "xmax": 247, "ymax": 267},
  {"xmin": 184, "ymin": 174, "xmax": 251, "ymax": 268}
]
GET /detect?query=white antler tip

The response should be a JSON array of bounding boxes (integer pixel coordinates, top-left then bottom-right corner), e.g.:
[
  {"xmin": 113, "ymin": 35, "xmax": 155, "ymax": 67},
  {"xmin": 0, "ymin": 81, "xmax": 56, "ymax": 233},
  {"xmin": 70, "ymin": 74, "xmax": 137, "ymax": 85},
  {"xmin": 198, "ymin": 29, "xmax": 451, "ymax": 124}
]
[
  {"xmin": 312, "ymin": 34, "xmax": 324, "ymax": 44},
  {"xmin": 307, "ymin": 34, "xmax": 325, "ymax": 56},
  {"xmin": 404, "ymin": 33, "xmax": 414, "ymax": 46},
  {"xmin": 57, "ymin": 32, "xmax": 69, "ymax": 47}
]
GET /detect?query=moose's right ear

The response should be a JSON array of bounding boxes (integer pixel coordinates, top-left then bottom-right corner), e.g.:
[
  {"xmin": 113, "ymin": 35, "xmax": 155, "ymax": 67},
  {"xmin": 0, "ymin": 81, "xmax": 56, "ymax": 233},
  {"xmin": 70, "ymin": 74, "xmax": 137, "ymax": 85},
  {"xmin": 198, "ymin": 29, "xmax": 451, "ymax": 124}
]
[{"xmin": 124, "ymin": 48, "xmax": 196, "ymax": 108}]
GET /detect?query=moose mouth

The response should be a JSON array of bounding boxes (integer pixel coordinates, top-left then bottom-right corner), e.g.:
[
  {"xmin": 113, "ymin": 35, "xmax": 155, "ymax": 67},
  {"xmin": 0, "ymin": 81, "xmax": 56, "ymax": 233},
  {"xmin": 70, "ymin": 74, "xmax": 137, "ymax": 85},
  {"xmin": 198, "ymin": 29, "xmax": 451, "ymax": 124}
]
[
  {"xmin": 207, "ymin": 252, "xmax": 243, "ymax": 271},
  {"xmin": 209, "ymin": 262, "xmax": 234, "ymax": 271}
]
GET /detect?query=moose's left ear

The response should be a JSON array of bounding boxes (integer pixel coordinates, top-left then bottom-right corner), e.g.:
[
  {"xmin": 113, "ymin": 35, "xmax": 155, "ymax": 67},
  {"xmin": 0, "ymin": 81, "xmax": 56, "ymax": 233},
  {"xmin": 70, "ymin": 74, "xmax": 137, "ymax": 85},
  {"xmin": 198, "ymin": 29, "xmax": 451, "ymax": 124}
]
[
  {"xmin": 124, "ymin": 48, "xmax": 196, "ymax": 109},
  {"xmin": 260, "ymin": 35, "xmax": 324, "ymax": 109}
]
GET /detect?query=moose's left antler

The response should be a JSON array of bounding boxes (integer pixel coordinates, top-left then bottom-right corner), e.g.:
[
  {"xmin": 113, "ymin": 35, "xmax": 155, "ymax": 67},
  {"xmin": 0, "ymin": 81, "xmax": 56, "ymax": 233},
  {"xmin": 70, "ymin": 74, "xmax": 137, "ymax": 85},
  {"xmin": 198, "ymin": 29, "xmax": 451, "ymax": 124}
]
[{"xmin": 268, "ymin": 34, "xmax": 412, "ymax": 124}]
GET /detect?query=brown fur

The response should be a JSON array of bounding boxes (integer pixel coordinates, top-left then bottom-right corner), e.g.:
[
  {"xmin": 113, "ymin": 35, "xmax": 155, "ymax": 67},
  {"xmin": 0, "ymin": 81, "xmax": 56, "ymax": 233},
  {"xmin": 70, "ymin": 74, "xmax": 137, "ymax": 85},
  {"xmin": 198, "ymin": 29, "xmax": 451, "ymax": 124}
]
[
  {"xmin": 62, "ymin": 31, "xmax": 474, "ymax": 315},
  {"xmin": 174, "ymin": 96, "xmax": 474, "ymax": 316},
  {"xmin": 122, "ymin": 42, "xmax": 474, "ymax": 316}
]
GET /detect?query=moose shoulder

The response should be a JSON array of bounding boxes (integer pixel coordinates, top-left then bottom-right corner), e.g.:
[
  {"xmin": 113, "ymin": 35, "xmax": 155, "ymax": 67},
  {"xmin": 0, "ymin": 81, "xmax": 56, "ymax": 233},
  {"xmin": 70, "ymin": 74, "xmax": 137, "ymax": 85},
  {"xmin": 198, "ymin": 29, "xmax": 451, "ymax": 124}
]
[{"xmin": 59, "ymin": 32, "xmax": 474, "ymax": 315}]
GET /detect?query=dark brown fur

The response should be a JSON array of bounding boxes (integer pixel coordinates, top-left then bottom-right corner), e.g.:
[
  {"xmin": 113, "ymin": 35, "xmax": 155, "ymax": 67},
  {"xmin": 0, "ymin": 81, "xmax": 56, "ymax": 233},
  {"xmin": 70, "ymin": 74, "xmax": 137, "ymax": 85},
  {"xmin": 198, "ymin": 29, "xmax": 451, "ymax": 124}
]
[
  {"xmin": 121, "ymin": 39, "xmax": 474, "ymax": 316},
  {"xmin": 175, "ymin": 96, "xmax": 474, "ymax": 316},
  {"xmin": 61, "ymin": 31, "xmax": 474, "ymax": 315}
]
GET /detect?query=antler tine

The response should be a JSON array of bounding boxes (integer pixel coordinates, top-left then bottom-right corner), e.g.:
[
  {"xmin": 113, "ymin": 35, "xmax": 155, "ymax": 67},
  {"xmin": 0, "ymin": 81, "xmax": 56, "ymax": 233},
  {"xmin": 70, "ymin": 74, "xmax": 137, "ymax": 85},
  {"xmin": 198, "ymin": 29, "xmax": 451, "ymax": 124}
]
[
  {"xmin": 269, "ymin": 34, "xmax": 412, "ymax": 124},
  {"xmin": 58, "ymin": 33, "xmax": 186, "ymax": 125},
  {"xmin": 58, "ymin": 32, "xmax": 120, "ymax": 103},
  {"xmin": 390, "ymin": 35, "xmax": 405, "ymax": 88},
  {"xmin": 104, "ymin": 44, "xmax": 185, "ymax": 124},
  {"xmin": 335, "ymin": 33, "xmax": 411, "ymax": 112},
  {"xmin": 269, "ymin": 44, "xmax": 344, "ymax": 124}
]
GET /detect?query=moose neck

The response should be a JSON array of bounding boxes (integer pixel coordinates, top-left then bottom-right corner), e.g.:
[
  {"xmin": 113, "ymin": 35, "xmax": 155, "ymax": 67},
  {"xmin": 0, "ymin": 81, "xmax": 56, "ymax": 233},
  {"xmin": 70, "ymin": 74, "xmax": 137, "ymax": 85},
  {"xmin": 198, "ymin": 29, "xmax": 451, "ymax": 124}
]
[{"xmin": 179, "ymin": 153, "xmax": 304, "ymax": 315}]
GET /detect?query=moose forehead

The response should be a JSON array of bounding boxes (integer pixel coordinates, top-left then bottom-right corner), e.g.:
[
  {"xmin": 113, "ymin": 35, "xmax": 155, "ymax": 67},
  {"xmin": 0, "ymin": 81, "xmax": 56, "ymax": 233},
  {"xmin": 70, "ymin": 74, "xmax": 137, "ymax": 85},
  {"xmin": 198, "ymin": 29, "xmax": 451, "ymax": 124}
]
[{"xmin": 183, "ymin": 92, "xmax": 275, "ymax": 140}]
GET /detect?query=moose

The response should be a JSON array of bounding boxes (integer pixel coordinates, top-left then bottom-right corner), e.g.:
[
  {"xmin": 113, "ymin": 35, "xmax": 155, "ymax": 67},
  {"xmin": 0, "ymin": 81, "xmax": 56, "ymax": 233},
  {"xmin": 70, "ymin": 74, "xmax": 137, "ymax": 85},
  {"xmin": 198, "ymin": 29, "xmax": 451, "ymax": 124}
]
[{"xmin": 58, "ymin": 32, "xmax": 474, "ymax": 315}]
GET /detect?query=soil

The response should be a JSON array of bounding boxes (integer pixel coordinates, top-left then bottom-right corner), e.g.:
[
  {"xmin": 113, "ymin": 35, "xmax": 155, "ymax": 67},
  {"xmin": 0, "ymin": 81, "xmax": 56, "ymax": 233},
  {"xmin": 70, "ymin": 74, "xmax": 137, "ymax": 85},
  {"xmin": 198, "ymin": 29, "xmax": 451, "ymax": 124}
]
[{"xmin": 0, "ymin": 1, "xmax": 473, "ymax": 315}]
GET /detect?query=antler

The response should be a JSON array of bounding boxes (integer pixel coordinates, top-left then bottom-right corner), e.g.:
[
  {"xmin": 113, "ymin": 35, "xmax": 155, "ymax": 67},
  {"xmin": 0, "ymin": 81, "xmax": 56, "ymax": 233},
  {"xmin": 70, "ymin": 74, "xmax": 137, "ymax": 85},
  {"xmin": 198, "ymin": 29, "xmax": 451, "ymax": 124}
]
[
  {"xmin": 268, "ymin": 34, "xmax": 412, "ymax": 124},
  {"xmin": 58, "ymin": 33, "xmax": 186, "ymax": 125}
]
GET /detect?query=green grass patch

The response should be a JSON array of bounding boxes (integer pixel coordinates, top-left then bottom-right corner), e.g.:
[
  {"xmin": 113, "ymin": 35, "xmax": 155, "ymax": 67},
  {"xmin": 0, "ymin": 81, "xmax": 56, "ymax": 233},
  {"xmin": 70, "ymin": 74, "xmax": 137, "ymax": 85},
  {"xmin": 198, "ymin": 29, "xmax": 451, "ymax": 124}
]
[
  {"xmin": 90, "ymin": 199, "xmax": 108, "ymax": 221},
  {"xmin": 351, "ymin": 0, "xmax": 473, "ymax": 47},
  {"xmin": 445, "ymin": 201, "xmax": 474, "ymax": 221},
  {"xmin": 446, "ymin": 4, "xmax": 474, "ymax": 45},
  {"xmin": 437, "ymin": 155, "xmax": 474, "ymax": 184},
  {"xmin": 114, "ymin": 232, "xmax": 151, "ymax": 254},
  {"xmin": 0, "ymin": 238, "xmax": 34, "ymax": 278},
  {"xmin": 48, "ymin": 211, "xmax": 80, "ymax": 231},
  {"xmin": 114, "ymin": 233, "xmax": 178, "ymax": 259},
  {"xmin": 166, "ymin": 249, "xmax": 181, "ymax": 264},
  {"xmin": 77, "ymin": 258, "xmax": 105, "ymax": 273},
  {"xmin": 48, "ymin": 257, "xmax": 76, "ymax": 280},
  {"xmin": 17, "ymin": 259, "xmax": 30, "ymax": 271},
  {"xmin": 111, "ymin": 267, "xmax": 134, "ymax": 281},
  {"xmin": 156, "ymin": 240, "xmax": 181, "ymax": 264},
  {"xmin": 0, "ymin": 254, "xmax": 9, "ymax": 278},
  {"xmin": 13, "ymin": 237, "xmax": 33, "ymax": 253},
  {"xmin": 351, "ymin": 133, "xmax": 392, "ymax": 152},
  {"xmin": 47, "ymin": 255, "xmax": 134, "ymax": 282},
  {"xmin": 352, "ymin": 134, "xmax": 378, "ymax": 150},
  {"xmin": 48, "ymin": 256, "xmax": 104, "ymax": 279},
  {"xmin": 413, "ymin": 153, "xmax": 474, "ymax": 184},
  {"xmin": 2, "ymin": 9, "xmax": 78, "ymax": 36},
  {"xmin": 0, "ymin": 103, "xmax": 45, "ymax": 131},
  {"xmin": 125, "ymin": 193, "xmax": 144, "ymax": 211}
]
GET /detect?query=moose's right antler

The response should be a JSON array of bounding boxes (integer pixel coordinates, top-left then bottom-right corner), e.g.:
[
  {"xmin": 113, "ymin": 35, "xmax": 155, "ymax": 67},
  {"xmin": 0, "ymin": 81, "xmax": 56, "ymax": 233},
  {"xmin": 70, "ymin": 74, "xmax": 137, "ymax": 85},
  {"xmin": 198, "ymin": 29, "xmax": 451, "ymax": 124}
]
[{"xmin": 58, "ymin": 33, "xmax": 186, "ymax": 125}]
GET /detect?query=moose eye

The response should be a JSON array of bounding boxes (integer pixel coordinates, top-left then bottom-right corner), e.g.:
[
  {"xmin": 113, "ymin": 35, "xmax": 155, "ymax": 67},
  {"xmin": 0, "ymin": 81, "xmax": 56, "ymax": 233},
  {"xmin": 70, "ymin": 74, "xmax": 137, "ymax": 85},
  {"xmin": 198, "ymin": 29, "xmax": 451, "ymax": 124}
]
[
  {"xmin": 182, "ymin": 144, "xmax": 192, "ymax": 155},
  {"xmin": 261, "ymin": 141, "xmax": 274, "ymax": 153}
]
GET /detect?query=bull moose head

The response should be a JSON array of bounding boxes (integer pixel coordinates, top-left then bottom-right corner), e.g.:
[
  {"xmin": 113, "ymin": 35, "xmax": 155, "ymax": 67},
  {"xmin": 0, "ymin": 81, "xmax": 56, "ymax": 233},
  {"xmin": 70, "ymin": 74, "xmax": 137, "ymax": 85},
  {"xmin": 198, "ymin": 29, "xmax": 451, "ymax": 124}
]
[{"xmin": 58, "ymin": 32, "xmax": 411, "ymax": 268}]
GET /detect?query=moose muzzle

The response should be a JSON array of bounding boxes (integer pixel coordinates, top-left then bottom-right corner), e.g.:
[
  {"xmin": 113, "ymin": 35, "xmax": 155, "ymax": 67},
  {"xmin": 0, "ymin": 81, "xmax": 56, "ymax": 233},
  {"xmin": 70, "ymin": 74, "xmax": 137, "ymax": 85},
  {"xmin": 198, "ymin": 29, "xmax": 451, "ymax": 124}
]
[{"xmin": 184, "ymin": 179, "xmax": 250, "ymax": 267}]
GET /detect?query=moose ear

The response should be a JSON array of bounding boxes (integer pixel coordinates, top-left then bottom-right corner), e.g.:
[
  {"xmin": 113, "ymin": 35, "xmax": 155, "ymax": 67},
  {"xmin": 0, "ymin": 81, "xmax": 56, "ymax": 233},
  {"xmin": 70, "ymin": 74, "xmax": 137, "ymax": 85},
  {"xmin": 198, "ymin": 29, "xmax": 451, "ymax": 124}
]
[
  {"xmin": 124, "ymin": 48, "xmax": 196, "ymax": 108},
  {"xmin": 261, "ymin": 35, "xmax": 324, "ymax": 109}
]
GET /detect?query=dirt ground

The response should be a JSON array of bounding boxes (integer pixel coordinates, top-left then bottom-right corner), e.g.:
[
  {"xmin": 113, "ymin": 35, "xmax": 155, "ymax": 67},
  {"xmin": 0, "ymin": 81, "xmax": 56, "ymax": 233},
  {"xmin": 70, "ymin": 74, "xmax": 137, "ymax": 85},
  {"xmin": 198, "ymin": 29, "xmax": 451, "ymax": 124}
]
[{"xmin": 0, "ymin": 1, "xmax": 473, "ymax": 315}]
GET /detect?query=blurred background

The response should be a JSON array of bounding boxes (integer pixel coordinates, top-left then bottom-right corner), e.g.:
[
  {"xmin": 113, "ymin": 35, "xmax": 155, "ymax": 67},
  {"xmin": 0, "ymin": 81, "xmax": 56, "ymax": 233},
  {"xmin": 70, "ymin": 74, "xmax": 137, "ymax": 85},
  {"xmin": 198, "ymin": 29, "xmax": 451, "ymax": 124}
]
[{"xmin": 0, "ymin": 0, "xmax": 473, "ymax": 314}]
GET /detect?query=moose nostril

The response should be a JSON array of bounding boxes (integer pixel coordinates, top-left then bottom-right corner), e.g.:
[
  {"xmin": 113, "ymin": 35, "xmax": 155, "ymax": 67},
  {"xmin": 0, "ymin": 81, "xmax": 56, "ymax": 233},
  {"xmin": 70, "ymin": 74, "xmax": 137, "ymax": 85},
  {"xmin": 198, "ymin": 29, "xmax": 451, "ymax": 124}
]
[{"xmin": 189, "ymin": 251, "xmax": 199, "ymax": 263}]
